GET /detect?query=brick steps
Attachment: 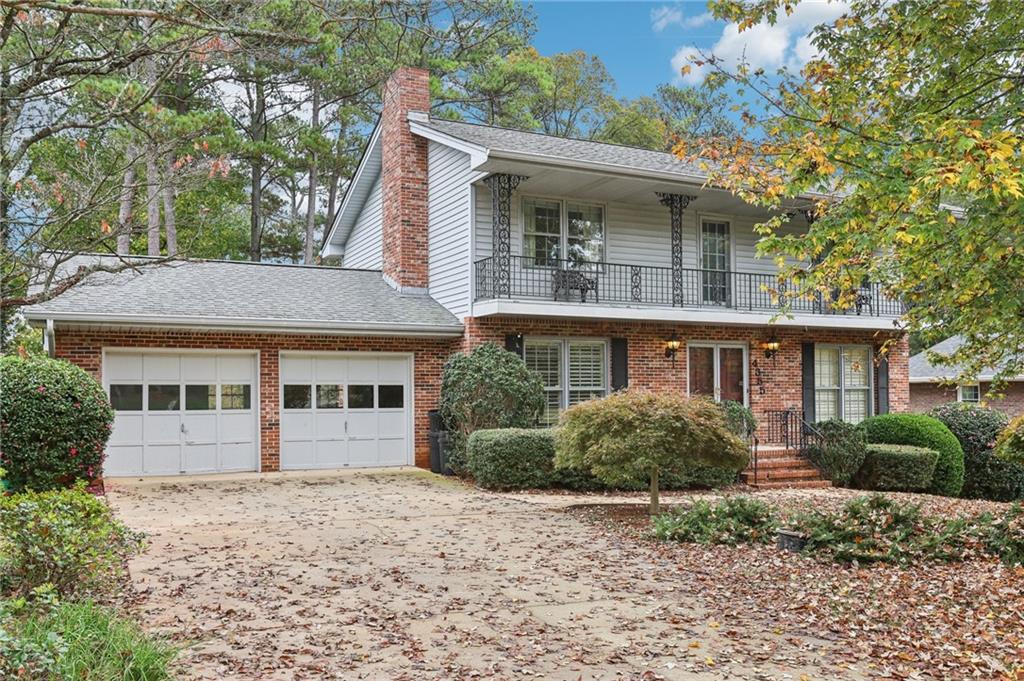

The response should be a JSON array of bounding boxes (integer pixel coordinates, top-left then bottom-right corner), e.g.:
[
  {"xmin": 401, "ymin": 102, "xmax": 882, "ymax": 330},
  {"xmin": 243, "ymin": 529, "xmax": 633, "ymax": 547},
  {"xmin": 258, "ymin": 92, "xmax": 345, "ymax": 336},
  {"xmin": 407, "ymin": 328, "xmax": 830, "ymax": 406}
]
[{"xmin": 742, "ymin": 445, "xmax": 831, "ymax": 489}]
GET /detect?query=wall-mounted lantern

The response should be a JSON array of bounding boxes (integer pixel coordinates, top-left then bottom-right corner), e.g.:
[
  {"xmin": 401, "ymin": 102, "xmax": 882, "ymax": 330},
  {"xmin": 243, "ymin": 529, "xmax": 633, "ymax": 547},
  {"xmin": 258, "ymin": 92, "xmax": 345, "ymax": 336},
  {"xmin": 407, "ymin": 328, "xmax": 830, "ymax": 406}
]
[
  {"xmin": 761, "ymin": 335, "xmax": 781, "ymax": 361},
  {"xmin": 664, "ymin": 332, "xmax": 682, "ymax": 364}
]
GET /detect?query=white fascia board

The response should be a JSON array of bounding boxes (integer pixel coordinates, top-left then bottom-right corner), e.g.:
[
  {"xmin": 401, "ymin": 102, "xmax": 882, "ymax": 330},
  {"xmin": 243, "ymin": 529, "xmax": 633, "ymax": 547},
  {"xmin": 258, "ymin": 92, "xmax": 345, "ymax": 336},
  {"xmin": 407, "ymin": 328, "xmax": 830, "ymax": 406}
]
[
  {"xmin": 320, "ymin": 122, "xmax": 383, "ymax": 257},
  {"xmin": 26, "ymin": 311, "xmax": 464, "ymax": 338},
  {"xmin": 408, "ymin": 119, "xmax": 489, "ymax": 167},
  {"xmin": 910, "ymin": 375, "xmax": 1024, "ymax": 384},
  {"xmin": 471, "ymin": 299, "xmax": 903, "ymax": 331}
]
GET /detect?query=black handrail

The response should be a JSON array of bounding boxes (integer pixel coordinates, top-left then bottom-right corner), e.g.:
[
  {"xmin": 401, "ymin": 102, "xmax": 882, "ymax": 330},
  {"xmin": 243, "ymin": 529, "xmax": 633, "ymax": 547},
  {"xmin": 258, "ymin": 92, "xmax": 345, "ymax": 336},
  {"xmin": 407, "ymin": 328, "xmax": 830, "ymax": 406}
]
[{"xmin": 474, "ymin": 255, "xmax": 903, "ymax": 317}]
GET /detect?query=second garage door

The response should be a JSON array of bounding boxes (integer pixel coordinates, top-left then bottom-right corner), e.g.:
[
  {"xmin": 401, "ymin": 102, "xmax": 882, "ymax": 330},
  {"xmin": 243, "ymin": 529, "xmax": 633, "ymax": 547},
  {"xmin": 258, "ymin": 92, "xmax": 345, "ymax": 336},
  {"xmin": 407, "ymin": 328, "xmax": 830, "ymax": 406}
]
[{"xmin": 279, "ymin": 354, "xmax": 411, "ymax": 469}]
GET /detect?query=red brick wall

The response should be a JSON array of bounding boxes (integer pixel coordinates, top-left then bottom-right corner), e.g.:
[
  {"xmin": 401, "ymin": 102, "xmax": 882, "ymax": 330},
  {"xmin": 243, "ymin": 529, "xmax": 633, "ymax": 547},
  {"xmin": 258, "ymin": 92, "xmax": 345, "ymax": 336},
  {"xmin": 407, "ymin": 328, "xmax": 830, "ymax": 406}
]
[
  {"xmin": 910, "ymin": 381, "xmax": 1024, "ymax": 419},
  {"xmin": 380, "ymin": 67, "xmax": 430, "ymax": 290},
  {"xmin": 55, "ymin": 329, "xmax": 454, "ymax": 471},
  {"xmin": 462, "ymin": 316, "xmax": 909, "ymax": 439}
]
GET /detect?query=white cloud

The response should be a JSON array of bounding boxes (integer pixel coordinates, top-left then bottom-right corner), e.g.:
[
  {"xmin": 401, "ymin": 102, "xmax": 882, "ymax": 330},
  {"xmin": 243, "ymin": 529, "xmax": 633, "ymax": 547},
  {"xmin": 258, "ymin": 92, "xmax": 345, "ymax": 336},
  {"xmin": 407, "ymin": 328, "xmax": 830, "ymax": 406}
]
[
  {"xmin": 684, "ymin": 11, "xmax": 714, "ymax": 28},
  {"xmin": 651, "ymin": 6, "xmax": 683, "ymax": 32},
  {"xmin": 670, "ymin": 0, "xmax": 850, "ymax": 84}
]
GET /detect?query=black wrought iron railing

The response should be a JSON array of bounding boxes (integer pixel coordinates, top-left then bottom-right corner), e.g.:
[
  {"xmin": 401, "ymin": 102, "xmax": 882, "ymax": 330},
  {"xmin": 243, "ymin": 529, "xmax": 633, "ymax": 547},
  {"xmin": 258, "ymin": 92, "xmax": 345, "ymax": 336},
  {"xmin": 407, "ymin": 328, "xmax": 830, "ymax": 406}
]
[
  {"xmin": 764, "ymin": 408, "xmax": 824, "ymax": 452},
  {"xmin": 474, "ymin": 255, "xmax": 903, "ymax": 317}
]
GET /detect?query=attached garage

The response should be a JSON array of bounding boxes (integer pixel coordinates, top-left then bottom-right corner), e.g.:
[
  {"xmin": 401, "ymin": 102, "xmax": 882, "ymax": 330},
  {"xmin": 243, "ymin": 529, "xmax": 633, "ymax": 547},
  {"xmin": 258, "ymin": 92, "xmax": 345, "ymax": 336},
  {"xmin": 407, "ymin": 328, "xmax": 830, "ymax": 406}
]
[
  {"xmin": 103, "ymin": 351, "xmax": 258, "ymax": 476},
  {"xmin": 279, "ymin": 353, "xmax": 412, "ymax": 469}
]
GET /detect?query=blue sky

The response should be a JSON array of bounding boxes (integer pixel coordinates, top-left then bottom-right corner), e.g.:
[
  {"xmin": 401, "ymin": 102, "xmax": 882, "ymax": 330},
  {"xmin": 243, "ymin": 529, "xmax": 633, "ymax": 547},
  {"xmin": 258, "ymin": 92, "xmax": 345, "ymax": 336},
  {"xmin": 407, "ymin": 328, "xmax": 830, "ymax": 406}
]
[{"xmin": 530, "ymin": 1, "xmax": 851, "ymax": 99}]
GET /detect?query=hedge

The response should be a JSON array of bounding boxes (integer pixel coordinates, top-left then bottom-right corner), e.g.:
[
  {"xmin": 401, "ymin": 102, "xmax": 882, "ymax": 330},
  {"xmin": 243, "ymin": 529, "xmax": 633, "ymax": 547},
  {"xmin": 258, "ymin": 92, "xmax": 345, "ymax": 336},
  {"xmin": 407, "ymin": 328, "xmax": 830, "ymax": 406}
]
[
  {"xmin": 995, "ymin": 414, "xmax": 1024, "ymax": 465},
  {"xmin": 961, "ymin": 449, "xmax": 1024, "ymax": 501},
  {"xmin": 466, "ymin": 428, "xmax": 740, "ymax": 492},
  {"xmin": 929, "ymin": 402, "xmax": 1008, "ymax": 456},
  {"xmin": 860, "ymin": 413, "xmax": 964, "ymax": 496},
  {"xmin": 852, "ymin": 444, "xmax": 938, "ymax": 492},
  {"xmin": 805, "ymin": 419, "xmax": 867, "ymax": 487}
]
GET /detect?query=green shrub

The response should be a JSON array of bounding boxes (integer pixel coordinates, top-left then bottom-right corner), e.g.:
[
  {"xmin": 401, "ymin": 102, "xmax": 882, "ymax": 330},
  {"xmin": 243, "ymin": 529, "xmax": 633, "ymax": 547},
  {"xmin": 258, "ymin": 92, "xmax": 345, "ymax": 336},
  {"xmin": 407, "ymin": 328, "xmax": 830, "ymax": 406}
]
[
  {"xmin": 861, "ymin": 413, "xmax": 965, "ymax": 496},
  {"xmin": 439, "ymin": 343, "xmax": 546, "ymax": 474},
  {"xmin": 995, "ymin": 414, "xmax": 1024, "ymax": 465},
  {"xmin": 961, "ymin": 449, "xmax": 1024, "ymax": 501},
  {"xmin": 982, "ymin": 503, "xmax": 1024, "ymax": 566},
  {"xmin": 556, "ymin": 390, "xmax": 749, "ymax": 513},
  {"xmin": 805, "ymin": 419, "xmax": 867, "ymax": 486},
  {"xmin": 0, "ymin": 356, "xmax": 114, "ymax": 492},
  {"xmin": 0, "ymin": 485, "xmax": 145, "ymax": 599},
  {"xmin": 466, "ymin": 428, "xmax": 556, "ymax": 490},
  {"xmin": 929, "ymin": 402, "xmax": 1008, "ymax": 456},
  {"xmin": 795, "ymin": 495, "xmax": 970, "ymax": 564},
  {"xmin": 720, "ymin": 400, "xmax": 757, "ymax": 440},
  {"xmin": 0, "ymin": 601, "xmax": 176, "ymax": 680},
  {"xmin": 852, "ymin": 444, "xmax": 939, "ymax": 492},
  {"xmin": 652, "ymin": 497, "xmax": 777, "ymax": 545}
]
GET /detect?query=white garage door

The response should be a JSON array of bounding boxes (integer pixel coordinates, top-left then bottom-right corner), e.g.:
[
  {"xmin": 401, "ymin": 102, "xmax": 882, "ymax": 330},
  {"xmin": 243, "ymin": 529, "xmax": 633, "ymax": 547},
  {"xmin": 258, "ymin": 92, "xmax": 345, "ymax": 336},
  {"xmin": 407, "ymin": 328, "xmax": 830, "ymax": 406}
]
[
  {"xmin": 279, "ymin": 354, "xmax": 411, "ymax": 469},
  {"xmin": 104, "ymin": 352, "xmax": 258, "ymax": 476}
]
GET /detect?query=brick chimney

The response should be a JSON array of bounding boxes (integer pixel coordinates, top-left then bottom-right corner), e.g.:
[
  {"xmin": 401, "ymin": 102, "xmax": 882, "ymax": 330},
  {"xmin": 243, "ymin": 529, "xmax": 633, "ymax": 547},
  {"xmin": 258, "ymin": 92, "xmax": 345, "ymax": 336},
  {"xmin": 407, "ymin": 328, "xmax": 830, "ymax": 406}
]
[{"xmin": 380, "ymin": 67, "xmax": 430, "ymax": 292}]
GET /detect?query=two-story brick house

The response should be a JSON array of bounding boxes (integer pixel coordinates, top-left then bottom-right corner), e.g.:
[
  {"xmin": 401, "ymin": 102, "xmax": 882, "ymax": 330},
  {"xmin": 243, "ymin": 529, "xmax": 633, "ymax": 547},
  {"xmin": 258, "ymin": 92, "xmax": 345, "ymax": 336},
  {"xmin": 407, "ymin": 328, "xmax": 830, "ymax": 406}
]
[{"xmin": 25, "ymin": 67, "xmax": 908, "ymax": 484}]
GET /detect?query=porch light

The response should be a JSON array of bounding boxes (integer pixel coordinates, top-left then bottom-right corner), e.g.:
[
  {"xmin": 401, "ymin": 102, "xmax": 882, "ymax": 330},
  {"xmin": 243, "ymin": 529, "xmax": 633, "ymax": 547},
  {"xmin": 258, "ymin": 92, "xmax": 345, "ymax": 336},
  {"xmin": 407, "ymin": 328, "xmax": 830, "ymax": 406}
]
[
  {"xmin": 761, "ymin": 337, "xmax": 781, "ymax": 360},
  {"xmin": 664, "ymin": 333, "xmax": 682, "ymax": 363}
]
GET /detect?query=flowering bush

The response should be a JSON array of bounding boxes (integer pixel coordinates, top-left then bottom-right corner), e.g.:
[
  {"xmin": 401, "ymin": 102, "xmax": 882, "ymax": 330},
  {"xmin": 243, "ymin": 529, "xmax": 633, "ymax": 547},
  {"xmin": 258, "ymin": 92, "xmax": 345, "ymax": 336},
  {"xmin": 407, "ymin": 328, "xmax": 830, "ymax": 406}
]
[{"xmin": 0, "ymin": 356, "xmax": 113, "ymax": 491}]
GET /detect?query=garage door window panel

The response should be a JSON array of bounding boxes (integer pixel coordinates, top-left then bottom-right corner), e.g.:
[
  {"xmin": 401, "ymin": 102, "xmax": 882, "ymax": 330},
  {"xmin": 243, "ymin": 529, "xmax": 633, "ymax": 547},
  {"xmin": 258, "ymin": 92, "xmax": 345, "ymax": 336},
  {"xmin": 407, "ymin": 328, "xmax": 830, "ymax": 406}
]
[
  {"xmin": 283, "ymin": 385, "xmax": 312, "ymax": 409},
  {"xmin": 316, "ymin": 384, "xmax": 344, "ymax": 410},
  {"xmin": 148, "ymin": 385, "xmax": 180, "ymax": 411},
  {"xmin": 185, "ymin": 385, "xmax": 216, "ymax": 410},
  {"xmin": 378, "ymin": 385, "xmax": 404, "ymax": 409},
  {"xmin": 221, "ymin": 384, "xmax": 251, "ymax": 410},
  {"xmin": 110, "ymin": 384, "xmax": 143, "ymax": 411},
  {"xmin": 348, "ymin": 385, "xmax": 374, "ymax": 409}
]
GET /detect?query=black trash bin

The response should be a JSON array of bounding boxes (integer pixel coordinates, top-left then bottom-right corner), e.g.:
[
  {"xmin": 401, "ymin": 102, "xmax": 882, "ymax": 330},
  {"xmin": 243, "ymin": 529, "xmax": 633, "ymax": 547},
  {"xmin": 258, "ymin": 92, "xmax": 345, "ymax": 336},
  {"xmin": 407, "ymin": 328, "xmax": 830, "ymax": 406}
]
[
  {"xmin": 437, "ymin": 431, "xmax": 453, "ymax": 476},
  {"xmin": 428, "ymin": 410, "xmax": 443, "ymax": 474}
]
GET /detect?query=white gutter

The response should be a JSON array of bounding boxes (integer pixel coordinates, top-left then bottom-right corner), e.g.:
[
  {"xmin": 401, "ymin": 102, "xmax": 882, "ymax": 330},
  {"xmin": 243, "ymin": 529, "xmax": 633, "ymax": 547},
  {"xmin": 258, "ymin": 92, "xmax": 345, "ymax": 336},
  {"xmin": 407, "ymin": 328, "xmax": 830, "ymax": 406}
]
[{"xmin": 26, "ymin": 311, "xmax": 464, "ymax": 338}]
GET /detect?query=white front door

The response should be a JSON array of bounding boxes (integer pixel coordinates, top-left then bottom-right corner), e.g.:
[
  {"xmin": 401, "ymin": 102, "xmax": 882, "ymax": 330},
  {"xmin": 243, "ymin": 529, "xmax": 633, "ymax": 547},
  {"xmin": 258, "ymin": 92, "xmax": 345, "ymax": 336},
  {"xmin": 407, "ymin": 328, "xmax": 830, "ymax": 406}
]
[
  {"xmin": 104, "ymin": 352, "xmax": 258, "ymax": 476},
  {"xmin": 279, "ymin": 354, "xmax": 411, "ymax": 470}
]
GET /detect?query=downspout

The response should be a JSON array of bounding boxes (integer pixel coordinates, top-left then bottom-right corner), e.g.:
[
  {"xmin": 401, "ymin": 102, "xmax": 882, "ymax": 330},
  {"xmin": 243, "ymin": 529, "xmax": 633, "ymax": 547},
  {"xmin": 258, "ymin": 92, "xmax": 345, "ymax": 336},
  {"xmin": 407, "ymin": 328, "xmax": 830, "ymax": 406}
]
[{"xmin": 43, "ymin": 319, "xmax": 55, "ymax": 358}]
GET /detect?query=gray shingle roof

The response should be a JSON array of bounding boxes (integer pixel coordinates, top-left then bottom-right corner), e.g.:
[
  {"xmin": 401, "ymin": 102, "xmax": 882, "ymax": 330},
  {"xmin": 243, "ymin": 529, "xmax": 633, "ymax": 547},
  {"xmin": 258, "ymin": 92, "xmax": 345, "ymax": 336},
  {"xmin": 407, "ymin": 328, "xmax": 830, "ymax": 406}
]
[
  {"xmin": 910, "ymin": 335, "xmax": 1021, "ymax": 381},
  {"xmin": 421, "ymin": 119, "xmax": 710, "ymax": 179},
  {"xmin": 24, "ymin": 258, "xmax": 462, "ymax": 333}
]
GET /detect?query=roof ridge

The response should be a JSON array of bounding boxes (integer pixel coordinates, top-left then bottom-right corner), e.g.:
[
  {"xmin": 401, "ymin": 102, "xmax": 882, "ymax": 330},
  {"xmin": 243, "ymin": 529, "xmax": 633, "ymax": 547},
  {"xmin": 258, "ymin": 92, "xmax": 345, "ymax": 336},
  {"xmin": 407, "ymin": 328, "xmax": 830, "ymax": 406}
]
[{"xmin": 65, "ymin": 252, "xmax": 383, "ymax": 275}]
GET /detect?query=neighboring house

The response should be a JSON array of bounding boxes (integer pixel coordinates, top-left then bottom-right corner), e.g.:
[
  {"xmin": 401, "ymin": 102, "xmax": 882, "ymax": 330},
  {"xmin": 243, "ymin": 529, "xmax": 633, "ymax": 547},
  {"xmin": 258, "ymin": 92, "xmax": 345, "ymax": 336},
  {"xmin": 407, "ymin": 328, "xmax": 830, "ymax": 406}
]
[
  {"xmin": 24, "ymin": 67, "xmax": 909, "ymax": 483},
  {"xmin": 910, "ymin": 336, "xmax": 1024, "ymax": 418}
]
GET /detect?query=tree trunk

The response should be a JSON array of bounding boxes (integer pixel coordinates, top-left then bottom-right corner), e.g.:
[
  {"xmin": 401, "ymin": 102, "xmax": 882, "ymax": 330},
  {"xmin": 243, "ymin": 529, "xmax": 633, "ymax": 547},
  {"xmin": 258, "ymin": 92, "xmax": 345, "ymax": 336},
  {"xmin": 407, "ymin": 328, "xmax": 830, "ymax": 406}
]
[
  {"xmin": 162, "ymin": 153, "xmax": 177, "ymax": 256},
  {"xmin": 325, "ymin": 170, "xmax": 339, "ymax": 232},
  {"xmin": 649, "ymin": 468, "xmax": 660, "ymax": 516},
  {"xmin": 249, "ymin": 79, "xmax": 267, "ymax": 261},
  {"xmin": 116, "ymin": 163, "xmax": 136, "ymax": 255},
  {"xmin": 303, "ymin": 84, "xmax": 320, "ymax": 265},
  {"xmin": 145, "ymin": 142, "xmax": 161, "ymax": 256}
]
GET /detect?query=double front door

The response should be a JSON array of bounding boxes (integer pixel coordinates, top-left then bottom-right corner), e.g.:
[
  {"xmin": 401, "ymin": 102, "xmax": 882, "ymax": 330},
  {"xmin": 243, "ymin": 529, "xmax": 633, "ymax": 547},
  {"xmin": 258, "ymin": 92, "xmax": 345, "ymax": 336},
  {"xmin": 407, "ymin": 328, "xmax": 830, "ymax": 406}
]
[{"xmin": 688, "ymin": 343, "xmax": 747, "ymax": 404}]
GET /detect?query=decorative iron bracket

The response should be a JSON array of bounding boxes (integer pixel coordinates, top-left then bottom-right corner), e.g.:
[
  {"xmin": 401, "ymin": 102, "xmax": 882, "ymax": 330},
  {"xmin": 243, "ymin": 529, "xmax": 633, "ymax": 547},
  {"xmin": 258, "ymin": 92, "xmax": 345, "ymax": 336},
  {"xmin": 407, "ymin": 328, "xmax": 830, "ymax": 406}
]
[
  {"xmin": 485, "ymin": 174, "xmax": 528, "ymax": 298},
  {"xmin": 656, "ymin": 192, "xmax": 697, "ymax": 306}
]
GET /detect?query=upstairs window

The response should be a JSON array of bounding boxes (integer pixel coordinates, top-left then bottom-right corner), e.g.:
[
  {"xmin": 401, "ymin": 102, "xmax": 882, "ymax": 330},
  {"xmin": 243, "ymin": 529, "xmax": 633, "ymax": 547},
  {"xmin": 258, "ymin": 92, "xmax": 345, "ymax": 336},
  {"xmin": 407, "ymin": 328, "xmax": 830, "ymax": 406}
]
[{"xmin": 522, "ymin": 198, "xmax": 604, "ymax": 267}]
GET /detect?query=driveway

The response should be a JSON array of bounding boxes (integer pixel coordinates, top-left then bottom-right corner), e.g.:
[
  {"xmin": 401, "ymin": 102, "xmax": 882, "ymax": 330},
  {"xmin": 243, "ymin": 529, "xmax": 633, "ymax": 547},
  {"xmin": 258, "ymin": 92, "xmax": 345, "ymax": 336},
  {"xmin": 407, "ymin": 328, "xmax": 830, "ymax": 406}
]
[{"xmin": 108, "ymin": 470, "xmax": 852, "ymax": 680}]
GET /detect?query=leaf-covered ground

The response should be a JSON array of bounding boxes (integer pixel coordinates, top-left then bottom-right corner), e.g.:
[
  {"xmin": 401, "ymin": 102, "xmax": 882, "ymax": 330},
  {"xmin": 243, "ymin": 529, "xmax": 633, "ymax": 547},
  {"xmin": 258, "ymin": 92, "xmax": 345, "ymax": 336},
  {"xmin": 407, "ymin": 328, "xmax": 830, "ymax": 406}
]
[{"xmin": 108, "ymin": 472, "xmax": 1022, "ymax": 680}]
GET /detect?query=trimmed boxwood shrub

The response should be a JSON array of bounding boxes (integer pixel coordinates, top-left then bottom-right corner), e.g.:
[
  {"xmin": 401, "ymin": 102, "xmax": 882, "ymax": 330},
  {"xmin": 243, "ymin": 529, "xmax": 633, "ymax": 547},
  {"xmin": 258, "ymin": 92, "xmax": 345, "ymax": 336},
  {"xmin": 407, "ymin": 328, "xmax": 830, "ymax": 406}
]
[
  {"xmin": 720, "ymin": 400, "xmax": 757, "ymax": 440},
  {"xmin": 961, "ymin": 449, "xmax": 1024, "ymax": 501},
  {"xmin": 852, "ymin": 444, "xmax": 938, "ymax": 492},
  {"xmin": 439, "ymin": 343, "xmax": 546, "ymax": 474},
  {"xmin": 0, "ymin": 356, "xmax": 114, "ymax": 492},
  {"xmin": 805, "ymin": 419, "xmax": 867, "ymax": 487},
  {"xmin": 860, "ymin": 413, "xmax": 964, "ymax": 496},
  {"xmin": 929, "ymin": 402, "xmax": 1008, "ymax": 456},
  {"xmin": 995, "ymin": 414, "xmax": 1024, "ymax": 465},
  {"xmin": 466, "ymin": 428, "xmax": 556, "ymax": 490}
]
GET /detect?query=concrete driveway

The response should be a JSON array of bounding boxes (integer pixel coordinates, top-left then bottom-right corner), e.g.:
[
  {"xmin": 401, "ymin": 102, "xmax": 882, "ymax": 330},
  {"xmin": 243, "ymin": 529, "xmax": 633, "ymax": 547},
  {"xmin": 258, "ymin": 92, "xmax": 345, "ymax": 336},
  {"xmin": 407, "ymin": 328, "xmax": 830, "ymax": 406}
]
[{"xmin": 108, "ymin": 470, "xmax": 847, "ymax": 680}]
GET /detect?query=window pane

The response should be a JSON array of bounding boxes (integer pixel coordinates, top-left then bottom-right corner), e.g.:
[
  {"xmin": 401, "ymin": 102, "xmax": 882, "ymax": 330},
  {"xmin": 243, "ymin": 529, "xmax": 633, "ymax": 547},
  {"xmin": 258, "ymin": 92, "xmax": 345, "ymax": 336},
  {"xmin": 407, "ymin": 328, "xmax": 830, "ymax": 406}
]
[
  {"xmin": 283, "ymin": 384, "xmax": 311, "ymax": 409},
  {"xmin": 378, "ymin": 385, "xmax": 404, "ymax": 409},
  {"xmin": 348, "ymin": 384, "xmax": 374, "ymax": 409},
  {"xmin": 110, "ymin": 384, "xmax": 142, "ymax": 411},
  {"xmin": 523, "ymin": 199, "xmax": 561, "ymax": 265},
  {"xmin": 844, "ymin": 389, "xmax": 869, "ymax": 423},
  {"xmin": 221, "ymin": 384, "xmax": 251, "ymax": 410},
  {"xmin": 843, "ymin": 347, "xmax": 870, "ymax": 388},
  {"xmin": 815, "ymin": 347, "xmax": 840, "ymax": 388},
  {"xmin": 539, "ymin": 391, "xmax": 561, "ymax": 426},
  {"xmin": 816, "ymin": 389, "xmax": 839, "ymax": 421},
  {"xmin": 185, "ymin": 384, "xmax": 216, "ymax": 410},
  {"xmin": 316, "ymin": 384, "xmax": 343, "ymax": 409},
  {"xmin": 689, "ymin": 346, "xmax": 715, "ymax": 397},
  {"xmin": 719, "ymin": 347, "xmax": 745, "ymax": 404},
  {"xmin": 524, "ymin": 341, "xmax": 562, "ymax": 389},
  {"xmin": 148, "ymin": 384, "xmax": 180, "ymax": 411},
  {"xmin": 960, "ymin": 385, "xmax": 980, "ymax": 403},
  {"xmin": 701, "ymin": 221, "xmax": 730, "ymax": 271},
  {"xmin": 566, "ymin": 203, "xmax": 604, "ymax": 263},
  {"xmin": 568, "ymin": 342, "xmax": 605, "ymax": 392}
]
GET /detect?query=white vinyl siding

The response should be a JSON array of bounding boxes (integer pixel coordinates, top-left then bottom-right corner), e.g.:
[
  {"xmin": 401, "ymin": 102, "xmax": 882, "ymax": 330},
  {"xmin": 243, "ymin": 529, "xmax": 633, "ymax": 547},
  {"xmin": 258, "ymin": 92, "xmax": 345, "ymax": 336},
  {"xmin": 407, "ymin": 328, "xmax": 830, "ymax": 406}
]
[
  {"xmin": 342, "ymin": 173, "xmax": 383, "ymax": 269},
  {"xmin": 522, "ymin": 338, "xmax": 608, "ymax": 426},
  {"xmin": 428, "ymin": 141, "xmax": 476, "ymax": 317}
]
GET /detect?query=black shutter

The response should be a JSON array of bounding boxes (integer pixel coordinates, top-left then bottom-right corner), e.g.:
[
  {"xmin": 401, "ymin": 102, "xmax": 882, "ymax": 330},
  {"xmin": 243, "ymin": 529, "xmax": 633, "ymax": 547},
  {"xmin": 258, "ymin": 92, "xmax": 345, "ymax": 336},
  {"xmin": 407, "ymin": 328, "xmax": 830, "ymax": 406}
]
[
  {"xmin": 610, "ymin": 338, "xmax": 628, "ymax": 391},
  {"xmin": 505, "ymin": 333, "xmax": 524, "ymax": 357},
  {"xmin": 877, "ymin": 354, "xmax": 890, "ymax": 414},
  {"xmin": 802, "ymin": 342, "xmax": 816, "ymax": 423}
]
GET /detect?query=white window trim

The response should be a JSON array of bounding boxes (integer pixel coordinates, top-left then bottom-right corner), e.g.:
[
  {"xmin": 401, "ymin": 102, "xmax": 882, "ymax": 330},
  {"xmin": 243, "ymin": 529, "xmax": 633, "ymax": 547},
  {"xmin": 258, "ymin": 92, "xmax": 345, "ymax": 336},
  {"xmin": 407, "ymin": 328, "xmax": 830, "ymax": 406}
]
[
  {"xmin": 695, "ymin": 214, "xmax": 737, "ymax": 272},
  {"xmin": 686, "ymin": 341, "xmax": 749, "ymax": 407},
  {"xmin": 815, "ymin": 344, "xmax": 874, "ymax": 423},
  {"xmin": 521, "ymin": 196, "xmax": 606, "ymax": 265},
  {"xmin": 522, "ymin": 337, "xmax": 610, "ymax": 421},
  {"xmin": 957, "ymin": 384, "xmax": 981, "ymax": 403}
]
